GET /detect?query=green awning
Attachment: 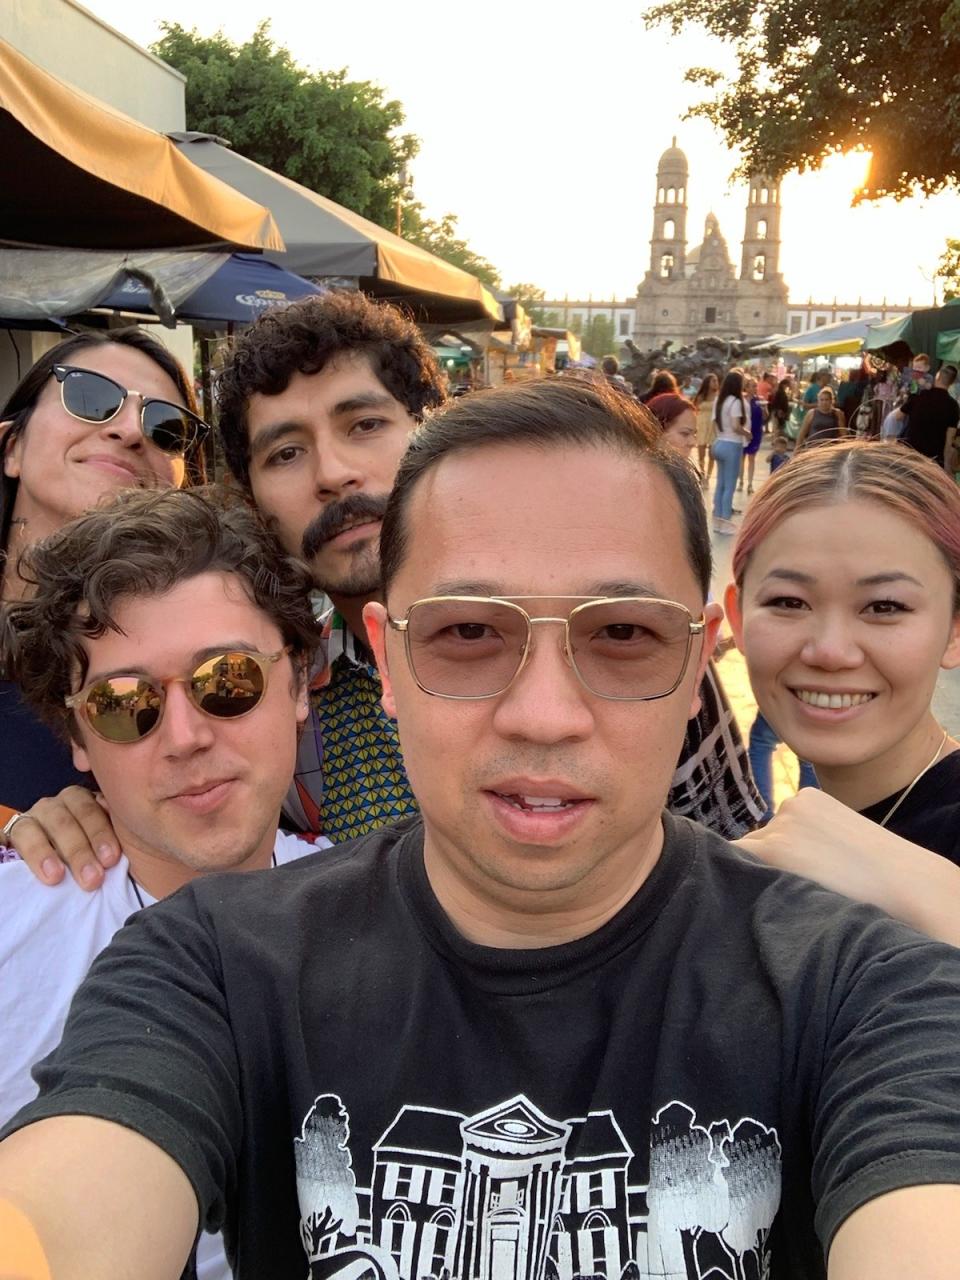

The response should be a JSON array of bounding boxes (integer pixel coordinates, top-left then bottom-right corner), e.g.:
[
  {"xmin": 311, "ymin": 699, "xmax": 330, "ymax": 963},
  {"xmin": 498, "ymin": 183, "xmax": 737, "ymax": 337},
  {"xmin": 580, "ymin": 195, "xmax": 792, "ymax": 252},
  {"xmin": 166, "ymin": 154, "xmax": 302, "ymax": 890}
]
[
  {"xmin": 937, "ymin": 329, "xmax": 960, "ymax": 364},
  {"xmin": 865, "ymin": 300, "xmax": 960, "ymax": 361},
  {"xmin": 864, "ymin": 313, "xmax": 913, "ymax": 351}
]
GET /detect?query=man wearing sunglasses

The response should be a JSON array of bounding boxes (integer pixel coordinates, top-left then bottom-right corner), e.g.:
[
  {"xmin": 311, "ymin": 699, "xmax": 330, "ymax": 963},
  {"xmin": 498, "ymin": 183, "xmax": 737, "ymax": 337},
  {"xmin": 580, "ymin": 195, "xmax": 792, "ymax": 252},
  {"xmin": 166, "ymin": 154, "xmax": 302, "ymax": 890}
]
[
  {"xmin": 7, "ymin": 291, "xmax": 759, "ymax": 887},
  {"xmin": 3, "ymin": 379, "xmax": 960, "ymax": 1279},
  {"xmin": 0, "ymin": 486, "xmax": 329, "ymax": 1279}
]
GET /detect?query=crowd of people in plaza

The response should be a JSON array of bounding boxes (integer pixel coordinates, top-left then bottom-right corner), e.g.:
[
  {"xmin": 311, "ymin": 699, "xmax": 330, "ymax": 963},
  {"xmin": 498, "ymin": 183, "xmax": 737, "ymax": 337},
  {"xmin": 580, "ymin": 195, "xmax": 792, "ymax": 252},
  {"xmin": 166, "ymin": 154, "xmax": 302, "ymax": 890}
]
[{"xmin": 2, "ymin": 293, "xmax": 960, "ymax": 1278}]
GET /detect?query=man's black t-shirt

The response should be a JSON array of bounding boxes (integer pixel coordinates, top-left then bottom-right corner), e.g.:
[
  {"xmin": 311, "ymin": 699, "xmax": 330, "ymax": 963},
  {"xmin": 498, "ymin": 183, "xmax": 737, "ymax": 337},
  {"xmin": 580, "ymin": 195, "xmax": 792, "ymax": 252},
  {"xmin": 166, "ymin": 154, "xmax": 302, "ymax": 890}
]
[
  {"xmin": 902, "ymin": 386, "xmax": 960, "ymax": 461},
  {"xmin": 5, "ymin": 815, "xmax": 960, "ymax": 1280},
  {"xmin": 860, "ymin": 750, "xmax": 960, "ymax": 864}
]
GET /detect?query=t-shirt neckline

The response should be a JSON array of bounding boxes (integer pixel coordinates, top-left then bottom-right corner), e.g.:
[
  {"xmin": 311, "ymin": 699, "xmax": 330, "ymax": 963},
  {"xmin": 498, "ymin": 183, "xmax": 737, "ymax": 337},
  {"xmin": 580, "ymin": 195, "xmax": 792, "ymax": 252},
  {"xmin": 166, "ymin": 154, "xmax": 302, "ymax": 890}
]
[{"xmin": 395, "ymin": 812, "xmax": 695, "ymax": 995}]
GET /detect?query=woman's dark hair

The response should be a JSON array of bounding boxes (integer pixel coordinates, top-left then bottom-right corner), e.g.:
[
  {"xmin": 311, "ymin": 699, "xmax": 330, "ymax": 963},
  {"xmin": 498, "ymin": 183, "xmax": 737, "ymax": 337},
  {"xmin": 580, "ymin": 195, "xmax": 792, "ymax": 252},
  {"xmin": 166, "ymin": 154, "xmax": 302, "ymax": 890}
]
[
  {"xmin": 714, "ymin": 368, "xmax": 745, "ymax": 429},
  {"xmin": 3, "ymin": 486, "xmax": 320, "ymax": 744},
  {"xmin": 770, "ymin": 379, "xmax": 792, "ymax": 419},
  {"xmin": 380, "ymin": 378, "xmax": 712, "ymax": 601},
  {"xmin": 0, "ymin": 328, "xmax": 205, "ymax": 555},
  {"xmin": 215, "ymin": 290, "xmax": 447, "ymax": 489},
  {"xmin": 647, "ymin": 370, "xmax": 679, "ymax": 398},
  {"xmin": 693, "ymin": 373, "xmax": 718, "ymax": 406}
]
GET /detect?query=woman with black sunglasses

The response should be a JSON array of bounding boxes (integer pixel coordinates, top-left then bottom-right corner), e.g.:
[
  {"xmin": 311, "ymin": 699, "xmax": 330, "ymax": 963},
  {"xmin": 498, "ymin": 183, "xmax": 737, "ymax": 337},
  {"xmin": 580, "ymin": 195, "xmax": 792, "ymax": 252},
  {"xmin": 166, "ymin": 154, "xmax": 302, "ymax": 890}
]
[{"xmin": 0, "ymin": 328, "xmax": 208, "ymax": 813}]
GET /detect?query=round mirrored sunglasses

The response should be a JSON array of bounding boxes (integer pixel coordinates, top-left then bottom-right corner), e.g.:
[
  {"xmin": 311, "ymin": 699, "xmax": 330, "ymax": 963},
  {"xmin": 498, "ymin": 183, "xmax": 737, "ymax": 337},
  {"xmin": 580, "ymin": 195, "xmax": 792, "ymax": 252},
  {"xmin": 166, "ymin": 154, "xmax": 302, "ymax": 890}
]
[{"xmin": 65, "ymin": 649, "xmax": 289, "ymax": 744}]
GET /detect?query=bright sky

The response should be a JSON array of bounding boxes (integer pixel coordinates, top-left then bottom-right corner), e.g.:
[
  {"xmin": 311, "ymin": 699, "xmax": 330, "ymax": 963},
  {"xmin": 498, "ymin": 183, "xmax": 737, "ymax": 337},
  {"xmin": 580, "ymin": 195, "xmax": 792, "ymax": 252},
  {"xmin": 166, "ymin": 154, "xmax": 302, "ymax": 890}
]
[{"xmin": 84, "ymin": 0, "xmax": 959, "ymax": 308}]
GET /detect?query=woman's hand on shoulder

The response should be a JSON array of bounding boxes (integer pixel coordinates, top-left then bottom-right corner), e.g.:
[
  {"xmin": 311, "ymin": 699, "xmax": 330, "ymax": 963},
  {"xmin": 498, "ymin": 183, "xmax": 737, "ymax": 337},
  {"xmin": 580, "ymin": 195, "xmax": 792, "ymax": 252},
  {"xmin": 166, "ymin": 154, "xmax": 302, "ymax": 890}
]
[{"xmin": 735, "ymin": 788, "xmax": 960, "ymax": 945}]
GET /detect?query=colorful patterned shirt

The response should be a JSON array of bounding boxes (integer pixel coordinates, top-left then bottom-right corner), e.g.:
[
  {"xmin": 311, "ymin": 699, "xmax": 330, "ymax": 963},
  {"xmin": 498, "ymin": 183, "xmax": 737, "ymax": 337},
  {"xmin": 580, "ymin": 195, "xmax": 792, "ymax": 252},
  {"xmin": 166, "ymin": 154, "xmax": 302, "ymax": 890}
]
[{"xmin": 283, "ymin": 609, "xmax": 418, "ymax": 841}]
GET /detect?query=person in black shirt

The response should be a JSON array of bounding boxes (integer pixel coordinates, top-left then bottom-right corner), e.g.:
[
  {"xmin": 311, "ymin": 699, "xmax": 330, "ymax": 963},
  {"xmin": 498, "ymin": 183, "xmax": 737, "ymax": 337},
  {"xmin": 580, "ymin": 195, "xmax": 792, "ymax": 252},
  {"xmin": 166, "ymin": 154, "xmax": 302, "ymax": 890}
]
[
  {"xmin": 895, "ymin": 364, "xmax": 960, "ymax": 467},
  {"xmin": 3, "ymin": 382, "xmax": 960, "ymax": 1280},
  {"xmin": 728, "ymin": 440, "xmax": 960, "ymax": 937}
]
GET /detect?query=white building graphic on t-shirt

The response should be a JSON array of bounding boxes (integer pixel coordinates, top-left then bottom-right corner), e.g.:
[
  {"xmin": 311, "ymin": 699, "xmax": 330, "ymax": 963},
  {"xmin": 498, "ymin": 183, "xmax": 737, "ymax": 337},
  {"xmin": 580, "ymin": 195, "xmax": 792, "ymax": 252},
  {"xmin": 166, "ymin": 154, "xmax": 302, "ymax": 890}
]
[{"xmin": 295, "ymin": 1093, "xmax": 781, "ymax": 1280}]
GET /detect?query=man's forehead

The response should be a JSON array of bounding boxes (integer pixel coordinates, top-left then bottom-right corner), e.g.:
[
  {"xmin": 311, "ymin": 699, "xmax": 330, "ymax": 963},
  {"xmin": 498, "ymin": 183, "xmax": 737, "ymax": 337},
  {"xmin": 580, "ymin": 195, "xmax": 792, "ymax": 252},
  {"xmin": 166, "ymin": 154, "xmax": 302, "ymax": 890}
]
[
  {"xmin": 399, "ymin": 444, "xmax": 700, "ymax": 603},
  {"xmin": 247, "ymin": 353, "xmax": 403, "ymax": 420},
  {"xmin": 77, "ymin": 574, "xmax": 276, "ymax": 659}
]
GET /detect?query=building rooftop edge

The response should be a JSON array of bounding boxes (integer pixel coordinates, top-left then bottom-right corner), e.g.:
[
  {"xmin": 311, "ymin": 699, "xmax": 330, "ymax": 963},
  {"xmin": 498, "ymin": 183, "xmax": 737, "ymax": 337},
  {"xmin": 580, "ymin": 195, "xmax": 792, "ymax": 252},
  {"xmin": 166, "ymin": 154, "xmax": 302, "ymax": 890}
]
[{"xmin": 64, "ymin": 0, "xmax": 187, "ymax": 83}]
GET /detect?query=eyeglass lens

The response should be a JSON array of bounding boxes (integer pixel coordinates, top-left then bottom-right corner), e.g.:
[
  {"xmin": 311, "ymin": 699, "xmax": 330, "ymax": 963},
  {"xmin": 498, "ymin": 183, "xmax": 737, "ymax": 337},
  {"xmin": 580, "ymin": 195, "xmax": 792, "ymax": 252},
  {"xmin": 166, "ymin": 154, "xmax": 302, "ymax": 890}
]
[
  {"xmin": 61, "ymin": 368, "xmax": 122, "ymax": 423},
  {"xmin": 80, "ymin": 653, "xmax": 269, "ymax": 743},
  {"xmin": 61, "ymin": 369, "xmax": 196, "ymax": 455},
  {"xmin": 404, "ymin": 599, "xmax": 693, "ymax": 699}
]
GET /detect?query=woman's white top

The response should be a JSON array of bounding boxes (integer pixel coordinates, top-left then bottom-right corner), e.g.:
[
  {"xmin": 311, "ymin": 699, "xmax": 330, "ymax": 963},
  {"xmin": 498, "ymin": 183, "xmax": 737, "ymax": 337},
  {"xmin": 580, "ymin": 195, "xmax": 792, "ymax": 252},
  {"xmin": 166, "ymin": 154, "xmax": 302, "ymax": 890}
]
[{"xmin": 715, "ymin": 395, "xmax": 747, "ymax": 443}]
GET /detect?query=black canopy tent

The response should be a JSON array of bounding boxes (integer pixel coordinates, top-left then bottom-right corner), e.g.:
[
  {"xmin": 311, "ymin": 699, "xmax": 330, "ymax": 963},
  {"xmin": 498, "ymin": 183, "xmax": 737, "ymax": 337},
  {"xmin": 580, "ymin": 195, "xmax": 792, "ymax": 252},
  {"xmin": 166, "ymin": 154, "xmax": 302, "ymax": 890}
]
[{"xmin": 170, "ymin": 133, "xmax": 503, "ymax": 328}]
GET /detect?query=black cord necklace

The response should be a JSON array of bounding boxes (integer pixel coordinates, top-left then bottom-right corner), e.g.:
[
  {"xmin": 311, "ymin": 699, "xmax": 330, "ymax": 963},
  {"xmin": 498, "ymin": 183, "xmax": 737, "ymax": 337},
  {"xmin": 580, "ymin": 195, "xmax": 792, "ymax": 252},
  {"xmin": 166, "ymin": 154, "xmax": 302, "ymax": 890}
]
[{"xmin": 126, "ymin": 849, "xmax": 278, "ymax": 908}]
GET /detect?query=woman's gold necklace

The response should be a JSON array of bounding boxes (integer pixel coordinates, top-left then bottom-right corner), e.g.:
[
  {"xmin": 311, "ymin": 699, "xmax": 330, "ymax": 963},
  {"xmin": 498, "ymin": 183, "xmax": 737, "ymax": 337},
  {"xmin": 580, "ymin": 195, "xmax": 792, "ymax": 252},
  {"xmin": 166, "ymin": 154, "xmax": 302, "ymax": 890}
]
[{"xmin": 878, "ymin": 729, "xmax": 949, "ymax": 829}]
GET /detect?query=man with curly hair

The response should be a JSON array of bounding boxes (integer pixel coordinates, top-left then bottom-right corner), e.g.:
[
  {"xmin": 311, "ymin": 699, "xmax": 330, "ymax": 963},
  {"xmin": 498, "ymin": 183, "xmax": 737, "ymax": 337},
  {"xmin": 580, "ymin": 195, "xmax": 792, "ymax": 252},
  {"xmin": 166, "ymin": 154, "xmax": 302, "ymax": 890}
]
[
  {"xmin": 0, "ymin": 486, "xmax": 330, "ymax": 1277},
  {"xmin": 215, "ymin": 290, "xmax": 448, "ymax": 840}
]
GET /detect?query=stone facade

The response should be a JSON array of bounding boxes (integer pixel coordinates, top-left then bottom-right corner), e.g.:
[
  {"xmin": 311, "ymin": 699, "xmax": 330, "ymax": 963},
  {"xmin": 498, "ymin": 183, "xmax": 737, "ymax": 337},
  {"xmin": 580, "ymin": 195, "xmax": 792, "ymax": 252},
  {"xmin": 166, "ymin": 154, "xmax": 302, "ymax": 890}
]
[{"xmin": 633, "ymin": 140, "xmax": 788, "ymax": 349}]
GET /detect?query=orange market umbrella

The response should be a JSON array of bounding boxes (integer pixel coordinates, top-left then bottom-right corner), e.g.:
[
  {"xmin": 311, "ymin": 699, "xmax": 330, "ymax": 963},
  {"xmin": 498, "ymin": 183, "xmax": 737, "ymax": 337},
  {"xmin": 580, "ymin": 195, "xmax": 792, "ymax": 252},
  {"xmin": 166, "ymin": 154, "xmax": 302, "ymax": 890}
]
[{"xmin": 0, "ymin": 39, "xmax": 283, "ymax": 253}]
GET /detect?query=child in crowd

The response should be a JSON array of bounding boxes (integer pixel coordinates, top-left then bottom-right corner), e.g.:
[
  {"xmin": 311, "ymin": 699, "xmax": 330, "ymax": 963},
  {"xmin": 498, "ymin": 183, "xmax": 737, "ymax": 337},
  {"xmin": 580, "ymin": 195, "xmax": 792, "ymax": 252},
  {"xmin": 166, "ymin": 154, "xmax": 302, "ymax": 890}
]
[{"xmin": 769, "ymin": 432, "xmax": 791, "ymax": 473}]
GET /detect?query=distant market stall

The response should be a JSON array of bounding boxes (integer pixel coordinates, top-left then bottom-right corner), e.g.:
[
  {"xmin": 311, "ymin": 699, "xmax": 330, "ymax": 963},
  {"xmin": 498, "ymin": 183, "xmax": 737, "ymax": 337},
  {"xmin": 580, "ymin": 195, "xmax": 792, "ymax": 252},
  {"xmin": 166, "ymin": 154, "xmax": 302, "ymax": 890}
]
[{"xmin": 775, "ymin": 316, "xmax": 888, "ymax": 358}]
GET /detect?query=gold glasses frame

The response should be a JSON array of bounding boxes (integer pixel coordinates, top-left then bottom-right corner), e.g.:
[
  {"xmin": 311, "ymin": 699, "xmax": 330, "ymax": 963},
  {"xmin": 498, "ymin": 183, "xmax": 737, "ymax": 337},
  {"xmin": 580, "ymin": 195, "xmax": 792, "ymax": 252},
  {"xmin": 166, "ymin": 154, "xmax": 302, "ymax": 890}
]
[{"xmin": 387, "ymin": 595, "xmax": 705, "ymax": 702}]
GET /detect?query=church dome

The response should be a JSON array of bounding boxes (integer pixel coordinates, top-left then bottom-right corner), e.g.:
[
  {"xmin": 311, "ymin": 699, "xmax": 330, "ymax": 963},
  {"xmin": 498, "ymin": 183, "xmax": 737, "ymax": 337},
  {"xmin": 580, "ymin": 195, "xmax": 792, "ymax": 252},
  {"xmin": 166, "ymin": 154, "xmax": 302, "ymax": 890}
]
[{"xmin": 657, "ymin": 136, "xmax": 688, "ymax": 174}]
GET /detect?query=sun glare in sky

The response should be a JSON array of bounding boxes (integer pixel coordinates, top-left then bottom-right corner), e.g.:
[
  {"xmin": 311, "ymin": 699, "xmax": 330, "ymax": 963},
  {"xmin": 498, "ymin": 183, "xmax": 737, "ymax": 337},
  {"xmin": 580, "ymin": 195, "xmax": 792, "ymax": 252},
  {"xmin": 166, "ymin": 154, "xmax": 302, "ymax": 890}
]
[{"xmin": 81, "ymin": 0, "xmax": 959, "ymax": 310}]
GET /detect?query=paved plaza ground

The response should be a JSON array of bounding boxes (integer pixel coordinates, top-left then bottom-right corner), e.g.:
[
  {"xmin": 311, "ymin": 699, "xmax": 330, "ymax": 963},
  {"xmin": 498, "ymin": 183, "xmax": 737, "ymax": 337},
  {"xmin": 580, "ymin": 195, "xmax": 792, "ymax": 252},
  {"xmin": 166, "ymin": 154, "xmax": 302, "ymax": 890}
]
[{"xmin": 703, "ymin": 440, "xmax": 960, "ymax": 809}]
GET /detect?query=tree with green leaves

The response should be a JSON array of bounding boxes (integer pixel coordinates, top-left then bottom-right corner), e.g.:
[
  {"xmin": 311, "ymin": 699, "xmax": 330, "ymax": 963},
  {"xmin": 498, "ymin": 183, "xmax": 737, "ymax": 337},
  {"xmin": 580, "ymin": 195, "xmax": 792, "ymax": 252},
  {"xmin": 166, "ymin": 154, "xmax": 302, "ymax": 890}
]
[
  {"xmin": 505, "ymin": 283, "xmax": 548, "ymax": 323},
  {"xmin": 581, "ymin": 315, "xmax": 618, "ymax": 358},
  {"xmin": 405, "ymin": 213, "xmax": 502, "ymax": 289},
  {"xmin": 644, "ymin": 0, "xmax": 960, "ymax": 201},
  {"xmin": 936, "ymin": 239, "xmax": 960, "ymax": 302},
  {"xmin": 152, "ymin": 21, "xmax": 417, "ymax": 228}
]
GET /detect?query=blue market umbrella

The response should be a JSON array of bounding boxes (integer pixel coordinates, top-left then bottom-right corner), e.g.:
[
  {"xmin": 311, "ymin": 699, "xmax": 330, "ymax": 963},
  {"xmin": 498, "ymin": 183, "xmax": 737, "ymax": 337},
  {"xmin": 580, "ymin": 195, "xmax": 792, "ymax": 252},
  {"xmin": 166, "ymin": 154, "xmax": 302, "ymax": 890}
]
[{"xmin": 101, "ymin": 252, "xmax": 321, "ymax": 326}]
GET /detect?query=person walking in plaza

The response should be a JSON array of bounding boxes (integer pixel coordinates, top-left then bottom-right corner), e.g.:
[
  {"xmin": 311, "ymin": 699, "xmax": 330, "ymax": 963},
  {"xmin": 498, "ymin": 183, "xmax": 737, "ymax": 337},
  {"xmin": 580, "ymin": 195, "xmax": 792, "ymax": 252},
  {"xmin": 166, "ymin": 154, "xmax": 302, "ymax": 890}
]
[
  {"xmin": 0, "ymin": 330, "xmax": 208, "ymax": 817},
  {"xmin": 893, "ymin": 363, "xmax": 960, "ymax": 469},
  {"xmin": 645, "ymin": 392, "xmax": 698, "ymax": 458},
  {"xmin": 738, "ymin": 375, "xmax": 765, "ymax": 495},
  {"xmin": 692, "ymin": 371, "xmax": 718, "ymax": 482},
  {"xmin": 710, "ymin": 368, "xmax": 750, "ymax": 534},
  {"xmin": 727, "ymin": 441, "xmax": 960, "ymax": 939},
  {"xmin": 4, "ymin": 381, "xmax": 960, "ymax": 1279},
  {"xmin": 795, "ymin": 385, "xmax": 848, "ymax": 450},
  {"xmin": 767, "ymin": 376, "xmax": 794, "ymax": 436},
  {"xmin": 801, "ymin": 366, "xmax": 832, "ymax": 407}
]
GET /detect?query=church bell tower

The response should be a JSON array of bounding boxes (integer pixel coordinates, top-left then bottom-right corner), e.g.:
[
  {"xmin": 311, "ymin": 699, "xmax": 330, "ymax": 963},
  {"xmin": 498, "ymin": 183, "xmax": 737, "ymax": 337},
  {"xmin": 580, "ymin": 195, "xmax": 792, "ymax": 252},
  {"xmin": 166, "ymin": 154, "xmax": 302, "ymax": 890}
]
[
  {"xmin": 740, "ymin": 175, "xmax": 781, "ymax": 284},
  {"xmin": 649, "ymin": 138, "xmax": 688, "ymax": 281}
]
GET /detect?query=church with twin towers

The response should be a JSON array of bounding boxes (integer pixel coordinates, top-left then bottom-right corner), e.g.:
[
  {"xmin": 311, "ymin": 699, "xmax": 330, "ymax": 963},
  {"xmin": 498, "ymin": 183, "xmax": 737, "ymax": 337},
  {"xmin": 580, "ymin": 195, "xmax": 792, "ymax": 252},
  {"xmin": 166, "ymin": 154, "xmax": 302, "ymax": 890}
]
[
  {"xmin": 539, "ymin": 138, "xmax": 914, "ymax": 354},
  {"xmin": 632, "ymin": 138, "xmax": 788, "ymax": 348}
]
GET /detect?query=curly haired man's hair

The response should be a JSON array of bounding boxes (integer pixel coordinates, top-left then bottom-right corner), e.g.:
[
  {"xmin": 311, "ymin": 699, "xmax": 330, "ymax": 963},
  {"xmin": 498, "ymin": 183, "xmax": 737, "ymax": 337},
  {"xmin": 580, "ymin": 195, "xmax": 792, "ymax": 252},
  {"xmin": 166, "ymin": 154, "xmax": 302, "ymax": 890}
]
[
  {"xmin": 2, "ymin": 487, "xmax": 320, "ymax": 744},
  {"xmin": 215, "ymin": 291, "xmax": 447, "ymax": 489}
]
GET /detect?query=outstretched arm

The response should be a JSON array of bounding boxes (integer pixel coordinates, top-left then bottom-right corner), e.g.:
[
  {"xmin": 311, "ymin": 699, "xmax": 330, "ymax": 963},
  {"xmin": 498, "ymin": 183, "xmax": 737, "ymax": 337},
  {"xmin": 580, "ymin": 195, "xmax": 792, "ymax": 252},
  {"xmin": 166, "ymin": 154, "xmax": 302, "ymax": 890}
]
[
  {"xmin": 0, "ymin": 1117, "xmax": 197, "ymax": 1280},
  {"xmin": 829, "ymin": 1185, "xmax": 960, "ymax": 1279},
  {"xmin": 736, "ymin": 787, "xmax": 960, "ymax": 945}
]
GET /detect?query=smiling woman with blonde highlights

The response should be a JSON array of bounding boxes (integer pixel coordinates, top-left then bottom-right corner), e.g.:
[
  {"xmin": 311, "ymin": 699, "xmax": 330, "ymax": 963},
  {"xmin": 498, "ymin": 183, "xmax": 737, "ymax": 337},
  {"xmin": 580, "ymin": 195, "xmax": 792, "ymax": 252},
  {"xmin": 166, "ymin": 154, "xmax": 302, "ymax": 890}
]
[{"xmin": 725, "ymin": 441, "xmax": 960, "ymax": 942}]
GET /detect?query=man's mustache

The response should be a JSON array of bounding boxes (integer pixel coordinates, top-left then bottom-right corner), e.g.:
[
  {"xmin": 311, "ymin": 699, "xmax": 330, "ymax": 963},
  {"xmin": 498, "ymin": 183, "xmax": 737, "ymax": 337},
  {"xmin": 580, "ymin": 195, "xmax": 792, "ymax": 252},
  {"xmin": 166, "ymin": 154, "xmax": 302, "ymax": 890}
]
[{"xmin": 301, "ymin": 493, "xmax": 390, "ymax": 560}]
